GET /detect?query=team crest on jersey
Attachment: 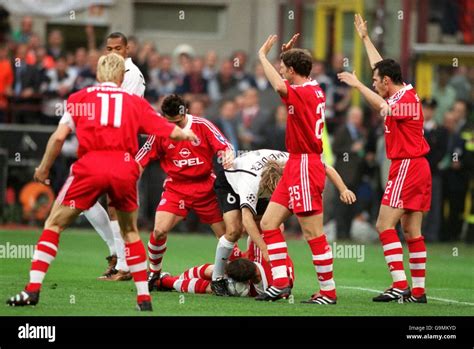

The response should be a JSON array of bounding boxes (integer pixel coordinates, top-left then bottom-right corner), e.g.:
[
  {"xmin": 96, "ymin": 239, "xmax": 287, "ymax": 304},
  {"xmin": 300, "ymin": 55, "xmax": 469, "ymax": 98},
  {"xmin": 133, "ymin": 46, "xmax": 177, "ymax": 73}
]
[
  {"xmin": 179, "ymin": 148, "xmax": 191, "ymax": 158},
  {"xmin": 191, "ymin": 137, "xmax": 201, "ymax": 146},
  {"xmin": 159, "ymin": 198, "xmax": 167, "ymax": 206},
  {"xmin": 168, "ymin": 143, "xmax": 175, "ymax": 149}
]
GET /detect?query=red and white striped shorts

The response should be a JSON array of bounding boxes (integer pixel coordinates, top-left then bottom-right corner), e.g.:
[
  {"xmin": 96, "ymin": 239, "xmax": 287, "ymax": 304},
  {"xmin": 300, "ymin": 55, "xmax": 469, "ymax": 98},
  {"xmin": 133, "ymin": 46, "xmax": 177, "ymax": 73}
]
[
  {"xmin": 382, "ymin": 157, "xmax": 432, "ymax": 212},
  {"xmin": 270, "ymin": 153, "xmax": 325, "ymax": 215}
]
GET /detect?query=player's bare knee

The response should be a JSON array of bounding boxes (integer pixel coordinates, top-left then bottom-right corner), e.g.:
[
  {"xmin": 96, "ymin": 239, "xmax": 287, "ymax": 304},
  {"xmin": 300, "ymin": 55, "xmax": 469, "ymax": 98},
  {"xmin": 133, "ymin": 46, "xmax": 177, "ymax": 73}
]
[{"xmin": 153, "ymin": 227, "xmax": 168, "ymax": 240}]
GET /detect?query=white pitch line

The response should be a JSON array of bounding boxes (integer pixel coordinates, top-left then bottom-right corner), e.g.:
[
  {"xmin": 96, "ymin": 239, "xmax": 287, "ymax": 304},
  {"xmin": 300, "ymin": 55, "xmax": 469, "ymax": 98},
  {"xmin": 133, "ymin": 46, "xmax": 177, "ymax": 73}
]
[{"xmin": 340, "ymin": 286, "xmax": 474, "ymax": 306}]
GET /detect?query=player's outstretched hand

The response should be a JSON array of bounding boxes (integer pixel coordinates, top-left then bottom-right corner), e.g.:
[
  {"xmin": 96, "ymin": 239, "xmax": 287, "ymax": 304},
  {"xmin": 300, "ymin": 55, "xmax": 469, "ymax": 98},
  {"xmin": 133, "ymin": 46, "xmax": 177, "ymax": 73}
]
[
  {"xmin": 258, "ymin": 34, "xmax": 278, "ymax": 57},
  {"xmin": 34, "ymin": 167, "xmax": 50, "ymax": 185},
  {"xmin": 340, "ymin": 189, "xmax": 356, "ymax": 205},
  {"xmin": 281, "ymin": 33, "xmax": 300, "ymax": 52},
  {"xmin": 354, "ymin": 13, "xmax": 368, "ymax": 40},
  {"xmin": 221, "ymin": 149, "xmax": 235, "ymax": 170},
  {"xmin": 337, "ymin": 71, "xmax": 362, "ymax": 88}
]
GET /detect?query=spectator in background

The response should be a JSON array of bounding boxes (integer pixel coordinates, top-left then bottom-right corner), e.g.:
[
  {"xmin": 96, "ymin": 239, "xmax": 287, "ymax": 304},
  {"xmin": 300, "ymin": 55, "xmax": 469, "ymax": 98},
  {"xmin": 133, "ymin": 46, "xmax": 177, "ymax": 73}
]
[
  {"xmin": 440, "ymin": 110, "xmax": 468, "ymax": 241},
  {"xmin": 71, "ymin": 47, "xmax": 88, "ymax": 76},
  {"xmin": 203, "ymin": 50, "xmax": 218, "ymax": 80},
  {"xmin": 422, "ymin": 98, "xmax": 448, "ymax": 242},
  {"xmin": 136, "ymin": 40, "xmax": 155, "ymax": 81},
  {"xmin": 41, "ymin": 55, "xmax": 76, "ymax": 124},
  {"xmin": 264, "ymin": 104, "xmax": 287, "ymax": 151},
  {"xmin": 250, "ymin": 61, "xmax": 280, "ymax": 109},
  {"xmin": 11, "ymin": 43, "xmax": 41, "ymax": 123},
  {"xmin": 237, "ymin": 88, "xmax": 271, "ymax": 150},
  {"xmin": 214, "ymin": 59, "xmax": 237, "ymax": 99},
  {"xmin": 452, "ymin": 99, "xmax": 469, "ymax": 133},
  {"xmin": 145, "ymin": 51, "xmax": 161, "ymax": 102},
  {"xmin": 73, "ymin": 49, "xmax": 99, "ymax": 91},
  {"xmin": 432, "ymin": 67, "xmax": 457, "ymax": 124},
  {"xmin": 311, "ymin": 59, "xmax": 334, "ymax": 119},
  {"xmin": 215, "ymin": 99, "xmax": 240, "ymax": 151},
  {"xmin": 127, "ymin": 35, "xmax": 139, "ymax": 62},
  {"xmin": 12, "ymin": 16, "xmax": 33, "ymax": 44},
  {"xmin": 46, "ymin": 29, "xmax": 65, "ymax": 60},
  {"xmin": 332, "ymin": 106, "xmax": 366, "ymax": 239},
  {"xmin": 176, "ymin": 56, "xmax": 208, "ymax": 96},
  {"xmin": 449, "ymin": 66, "xmax": 471, "ymax": 102},
  {"xmin": 327, "ymin": 53, "xmax": 352, "ymax": 133},
  {"xmin": 0, "ymin": 43, "xmax": 13, "ymax": 122},
  {"xmin": 187, "ymin": 98, "xmax": 206, "ymax": 117},
  {"xmin": 231, "ymin": 50, "xmax": 253, "ymax": 91},
  {"xmin": 154, "ymin": 54, "xmax": 177, "ymax": 96}
]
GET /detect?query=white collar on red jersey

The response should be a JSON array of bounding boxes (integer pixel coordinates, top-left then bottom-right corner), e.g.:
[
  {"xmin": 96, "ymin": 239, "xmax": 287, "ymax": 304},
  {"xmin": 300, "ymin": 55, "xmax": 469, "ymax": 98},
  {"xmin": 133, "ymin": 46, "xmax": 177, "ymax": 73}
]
[
  {"xmin": 289, "ymin": 79, "xmax": 319, "ymax": 88},
  {"xmin": 387, "ymin": 83, "xmax": 413, "ymax": 105},
  {"xmin": 183, "ymin": 114, "xmax": 193, "ymax": 130},
  {"xmin": 100, "ymin": 82, "xmax": 119, "ymax": 87}
]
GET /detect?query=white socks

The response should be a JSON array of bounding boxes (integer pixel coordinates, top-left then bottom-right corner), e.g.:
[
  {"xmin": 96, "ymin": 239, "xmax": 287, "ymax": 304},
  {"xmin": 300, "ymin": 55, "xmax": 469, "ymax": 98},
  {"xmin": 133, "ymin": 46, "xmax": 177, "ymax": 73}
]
[
  {"xmin": 110, "ymin": 220, "xmax": 129, "ymax": 272},
  {"xmin": 211, "ymin": 236, "xmax": 234, "ymax": 280},
  {"xmin": 84, "ymin": 202, "xmax": 116, "ymax": 256}
]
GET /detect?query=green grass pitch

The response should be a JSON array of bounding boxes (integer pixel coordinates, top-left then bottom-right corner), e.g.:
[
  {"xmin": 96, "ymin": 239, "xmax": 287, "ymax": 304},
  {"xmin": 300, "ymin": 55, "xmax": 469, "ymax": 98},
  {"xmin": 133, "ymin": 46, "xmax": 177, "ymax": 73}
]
[{"xmin": 0, "ymin": 229, "xmax": 473, "ymax": 316}]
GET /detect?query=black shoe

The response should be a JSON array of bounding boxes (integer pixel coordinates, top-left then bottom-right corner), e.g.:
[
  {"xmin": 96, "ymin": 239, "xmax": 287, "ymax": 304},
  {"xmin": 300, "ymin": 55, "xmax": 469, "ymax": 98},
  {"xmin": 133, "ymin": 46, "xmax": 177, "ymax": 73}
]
[
  {"xmin": 255, "ymin": 286, "xmax": 291, "ymax": 302},
  {"xmin": 404, "ymin": 294, "xmax": 427, "ymax": 303},
  {"xmin": 6, "ymin": 290, "xmax": 40, "ymax": 307},
  {"xmin": 152, "ymin": 272, "xmax": 172, "ymax": 292},
  {"xmin": 301, "ymin": 292, "xmax": 337, "ymax": 305},
  {"xmin": 136, "ymin": 300, "xmax": 153, "ymax": 311},
  {"xmin": 211, "ymin": 278, "xmax": 229, "ymax": 296},
  {"xmin": 372, "ymin": 287, "xmax": 411, "ymax": 302},
  {"xmin": 147, "ymin": 271, "xmax": 161, "ymax": 292}
]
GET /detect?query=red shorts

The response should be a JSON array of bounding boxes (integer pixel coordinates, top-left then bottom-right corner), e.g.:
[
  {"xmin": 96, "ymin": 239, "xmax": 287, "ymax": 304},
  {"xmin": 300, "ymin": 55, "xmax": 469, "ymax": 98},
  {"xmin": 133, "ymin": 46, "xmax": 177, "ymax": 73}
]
[
  {"xmin": 57, "ymin": 151, "xmax": 140, "ymax": 212},
  {"xmin": 157, "ymin": 175, "xmax": 223, "ymax": 224},
  {"xmin": 270, "ymin": 153, "xmax": 325, "ymax": 215},
  {"xmin": 382, "ymin": 157, "xmax": 432, "ymax": 211}
]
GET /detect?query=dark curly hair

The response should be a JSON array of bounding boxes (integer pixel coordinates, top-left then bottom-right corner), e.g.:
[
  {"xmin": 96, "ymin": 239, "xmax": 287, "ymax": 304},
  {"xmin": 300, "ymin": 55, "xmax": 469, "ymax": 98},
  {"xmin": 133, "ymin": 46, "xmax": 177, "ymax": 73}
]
[
  {"xmin": 225, "ymin": 258, "xmax": 258, "ymax": 283},
  {"xmin": 373, "ymin": 59, "xmax": 403, "ymax": 85},
  {"xmin": 280, "ymin": 48, "xmax": 313, "ymax": 77},
  {"xmin": 161, "ymin": 94, "xmax": 187, "ymax": 117}
]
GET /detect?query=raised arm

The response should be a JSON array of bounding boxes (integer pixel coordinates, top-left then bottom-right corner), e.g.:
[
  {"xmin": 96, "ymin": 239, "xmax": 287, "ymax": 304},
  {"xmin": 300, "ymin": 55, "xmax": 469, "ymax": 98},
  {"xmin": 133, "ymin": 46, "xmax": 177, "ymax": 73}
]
[
  {"xmin": 355, "ymin": 14, "xmax": 383, "ymax": 69},
  {"xmin": 258, "ymin": 35, "xmax": 288, "ymax": 97},
  {"xmin": 337, "ymin": 71, "xmax": 390, "ymax": 116}
]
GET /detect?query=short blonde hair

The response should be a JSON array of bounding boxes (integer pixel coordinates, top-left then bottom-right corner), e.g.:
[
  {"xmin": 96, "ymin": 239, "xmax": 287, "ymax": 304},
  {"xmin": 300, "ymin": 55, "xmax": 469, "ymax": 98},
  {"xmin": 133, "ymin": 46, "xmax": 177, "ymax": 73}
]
[
  {"xmin": 259, "ymin": 160, "xmax": 285, "ymax": 194},
  {"xmin": 97, "ymin": 53, "xmax": 125, "ymax": 84}
]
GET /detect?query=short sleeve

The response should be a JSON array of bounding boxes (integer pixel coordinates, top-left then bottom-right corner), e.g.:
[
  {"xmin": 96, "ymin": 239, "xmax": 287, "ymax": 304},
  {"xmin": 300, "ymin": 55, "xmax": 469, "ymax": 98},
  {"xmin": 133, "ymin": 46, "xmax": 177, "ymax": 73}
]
[{"xmin": 59, "ymin": 111, "xmax": 75, "ymax": 132}]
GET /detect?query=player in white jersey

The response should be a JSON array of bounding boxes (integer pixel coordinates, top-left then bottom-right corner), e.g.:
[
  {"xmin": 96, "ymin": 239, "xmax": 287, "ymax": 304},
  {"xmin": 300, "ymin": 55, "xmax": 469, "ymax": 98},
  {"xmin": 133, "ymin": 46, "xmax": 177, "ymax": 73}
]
[
  {"xmin": 210, "ymin": 149, "xmax": 356, "ymax": 295},
  {"xmin": 83, "ymin": 32, "xmax": 146, "ymax": 281}
]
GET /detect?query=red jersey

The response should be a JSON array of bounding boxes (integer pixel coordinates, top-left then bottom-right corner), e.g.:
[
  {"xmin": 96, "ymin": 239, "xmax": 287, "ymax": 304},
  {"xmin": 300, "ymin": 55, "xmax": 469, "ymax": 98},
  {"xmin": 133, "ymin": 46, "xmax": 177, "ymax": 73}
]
[
  {"xmin": 60, "ymin": 82, "xmax": 175, "ymax": 158},
  {"xmin": 385, "ymin": 84, "xmax": 430, "ymax": 159},
  {"xmin": 135, "ymin": 114, "xmax": 232, "ymax": 181},
  {"xmin": 281, "ymin": 79, "xmax": 326, "ymax": 154}
]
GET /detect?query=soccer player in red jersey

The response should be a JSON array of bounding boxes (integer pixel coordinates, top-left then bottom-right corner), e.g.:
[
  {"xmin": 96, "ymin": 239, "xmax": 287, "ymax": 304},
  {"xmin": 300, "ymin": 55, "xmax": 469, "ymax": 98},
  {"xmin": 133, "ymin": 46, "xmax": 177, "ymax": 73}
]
[
  {"xmin": 6, "ymin": 54, "xmax": 196, "ymax": 311},
  {"xmin": 337, "ymin": 14, "xmax": 431, "ymax": 303},
  {"xmin": 134, "ymin": 94, "xmax": 234, "ymax": 290},
  {"xmin": 255, "ymin": 34, "xmax": 337, "ymax": 304}
]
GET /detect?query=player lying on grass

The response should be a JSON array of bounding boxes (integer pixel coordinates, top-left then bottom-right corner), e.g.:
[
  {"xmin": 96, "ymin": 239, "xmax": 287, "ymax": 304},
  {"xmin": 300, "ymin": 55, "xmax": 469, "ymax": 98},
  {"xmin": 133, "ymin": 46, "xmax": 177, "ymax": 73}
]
[
  {"xmin": 338, "ymin": 14, "xmax": 430, "ymax": 303},
  {"xmin": 6, "ymin": 53, "xmax": 196, "ymax": 311},
  {"xmin": 150, "ymin": 235, "xmax": 294, "ymax": 298},
  {"xmin": 133, "ymin": 94, "xmax": 235, "ymax": 292},
  {"xmin": 210, "ymin": 149, "xmax": 356, "ymax": 301}
]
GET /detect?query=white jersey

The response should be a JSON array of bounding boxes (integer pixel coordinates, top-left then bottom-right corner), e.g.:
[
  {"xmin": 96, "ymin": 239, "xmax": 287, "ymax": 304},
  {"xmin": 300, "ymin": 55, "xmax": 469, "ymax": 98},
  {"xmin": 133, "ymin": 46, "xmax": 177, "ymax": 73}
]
[
  {"xmin": 122, "ymin": 57, "xmax": 146, "ymax": 97},
  {"xmin": 225, "ymin": 149, "xmax": 289, "ymax": 215}
]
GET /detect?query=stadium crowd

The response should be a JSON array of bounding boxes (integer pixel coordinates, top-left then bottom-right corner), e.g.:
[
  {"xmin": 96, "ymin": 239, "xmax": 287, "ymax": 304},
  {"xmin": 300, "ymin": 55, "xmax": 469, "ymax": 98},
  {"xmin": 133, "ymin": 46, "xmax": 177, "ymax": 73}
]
[{"xmin": 1, "ymin": 16, "xmax": 473, "ymax": 243}]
